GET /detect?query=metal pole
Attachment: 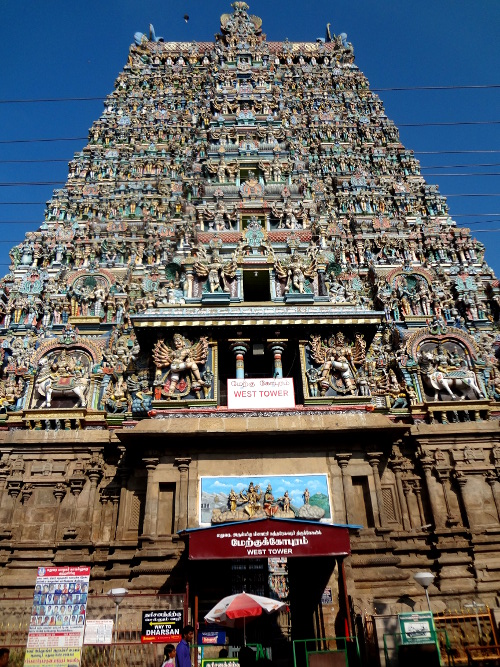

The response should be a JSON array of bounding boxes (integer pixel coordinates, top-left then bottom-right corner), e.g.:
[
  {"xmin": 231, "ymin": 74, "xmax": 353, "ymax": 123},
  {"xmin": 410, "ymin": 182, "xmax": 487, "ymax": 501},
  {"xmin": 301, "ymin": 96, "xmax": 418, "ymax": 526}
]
[
  {"xmin": 114, "ymin": 602, "xmax": 119, "ymax": 665},
  {"xmin": 425, "ymin": 588, "xmax": 432, "ymax": 613}
]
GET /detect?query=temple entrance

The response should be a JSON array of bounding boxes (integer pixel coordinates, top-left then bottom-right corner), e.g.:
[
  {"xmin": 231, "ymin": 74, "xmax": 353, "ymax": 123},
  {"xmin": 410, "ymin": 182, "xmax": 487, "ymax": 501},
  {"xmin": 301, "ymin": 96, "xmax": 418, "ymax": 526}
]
[
  {"xmin": 184, "ymin": 519, "xmax": 350, "ymax": 665},
  {"xmin": 190, "ymin": 556, "xmax": 339, "ymax": 665}
]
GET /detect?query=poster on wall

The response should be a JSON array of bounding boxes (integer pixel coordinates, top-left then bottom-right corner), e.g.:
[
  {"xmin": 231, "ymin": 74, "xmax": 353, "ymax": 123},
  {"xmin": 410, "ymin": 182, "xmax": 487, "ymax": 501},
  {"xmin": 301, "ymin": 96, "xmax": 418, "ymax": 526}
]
[
  {"xmin": 24, "ymin": 566, "xmax": 91, "ymax": 667},
  {"xmin": 398, "ymin": 611, "xmax": 436, "ymax": 645},
  {"xmin": 200, "ymin": 474, "xmax": 331, "ymax": 525},
  {"xmin": 141, "ymin": 609, "xmax": 183, "ymax": 643},
  {"xmin": 84, "ymin": 620, "xmax": 113, "ymax": 645}
]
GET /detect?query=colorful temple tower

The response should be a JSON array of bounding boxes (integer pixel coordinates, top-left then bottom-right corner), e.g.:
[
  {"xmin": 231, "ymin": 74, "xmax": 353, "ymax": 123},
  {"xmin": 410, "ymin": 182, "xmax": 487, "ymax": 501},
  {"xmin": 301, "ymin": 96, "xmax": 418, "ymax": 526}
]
[{"xmin": 1, "ymin": 3, "xmax": 500, "ymax": 663}]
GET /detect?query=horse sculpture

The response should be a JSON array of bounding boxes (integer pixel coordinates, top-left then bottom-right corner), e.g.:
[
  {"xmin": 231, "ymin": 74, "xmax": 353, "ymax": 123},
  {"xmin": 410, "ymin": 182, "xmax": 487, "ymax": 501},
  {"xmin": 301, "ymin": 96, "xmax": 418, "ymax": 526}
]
[{"xmin": 419, "ymin": 350, "xmax": 484, "ymax": 401}]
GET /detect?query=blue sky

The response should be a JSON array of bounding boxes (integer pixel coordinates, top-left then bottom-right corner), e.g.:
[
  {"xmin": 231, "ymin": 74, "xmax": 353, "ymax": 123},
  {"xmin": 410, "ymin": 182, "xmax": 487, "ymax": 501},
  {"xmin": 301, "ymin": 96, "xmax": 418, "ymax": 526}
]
[{"xmin": 1, "ymin": 0, "xmax": 499, "ymax": 276}]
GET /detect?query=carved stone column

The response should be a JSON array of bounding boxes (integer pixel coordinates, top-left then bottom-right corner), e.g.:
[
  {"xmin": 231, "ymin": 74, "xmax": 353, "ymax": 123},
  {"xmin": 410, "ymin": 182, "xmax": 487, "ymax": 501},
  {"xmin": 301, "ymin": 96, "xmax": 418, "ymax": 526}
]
[
  {"xmin": 98, "ymin": 493, "xmax": 110, "ymax": 543},
  {"xmin": 115, "ymin": 465, "xmax": 131, "ymax": 541},
  {"xmin": 21, "ymin": 483, "xmax": 33, "ymax": 505},
  {"xmin": 229, "ymin": 340, "xmax": 250, "ymax": 379},
  {"xmin": 366, "ymin": 452, "xmax": 388, "ymax": 529},
  {"xmin": 86, "ymin": 457, "xmax": 103, "ymax": 541},
  {"xmin": 267, "ymin": 340, "xmax": 287, "ymax": 378},
  {"xmin": 5, "ymin": 475, "xmax": 23, "ymax": 539},
  {"xmin": 413, "ymin": 480, "xmax": 426, "ymax": 526},
  {"xmin": 435, "ymin": 468, "xmax": 460, "ymax": 527},
  {"xmin": 389, "ymin": 458, "xmax": 411, "ymax": 531},
  {"xmin": 420, "ymin": 456, "xmax": 445, "ymax": 529},
  {"xmin": 402, "ymin": 480, "xmax": 415, "ymax": 529},
  {"xmin": 486, "ymin": 473, "xmax": 500, "ymax": 523},
  {"xmin": 336, "ymin": 454, "xmax": 353, "ymax": 524},
  {"xmin": 53, "ymin": 483, "xmax": 66, "ymax": 541},
  {"xmin": 0, "ymin": 460, "xmax": 12, "ymax": 539},
  {"xmin": 175, "ymin": 457, "xmax": 191, "ymax": 531},
  {"xmin": 142, "ymin": 457, "xmax": 160, "ymax": 539},
  {"xmin": 64, "ymin": 466, "xmax": 86, "ymax": 538},
  {"xmin": 455, "ymin": 471, "xmax": 475, "ymax": 529},
  {"xmin": 111, "ymin": 491, "xmax": 121, "ymax": 540},
  {"xmin": 185, "ymin": 269, "xmax": 195, "ymax": 299}
]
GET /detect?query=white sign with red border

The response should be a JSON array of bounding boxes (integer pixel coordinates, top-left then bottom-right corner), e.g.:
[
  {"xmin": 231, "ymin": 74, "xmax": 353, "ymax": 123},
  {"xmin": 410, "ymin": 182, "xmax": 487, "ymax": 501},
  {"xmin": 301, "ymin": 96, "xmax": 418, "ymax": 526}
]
[{"xmin": 227, "ymin": 378, "xmax": 295, "ymax": 409}]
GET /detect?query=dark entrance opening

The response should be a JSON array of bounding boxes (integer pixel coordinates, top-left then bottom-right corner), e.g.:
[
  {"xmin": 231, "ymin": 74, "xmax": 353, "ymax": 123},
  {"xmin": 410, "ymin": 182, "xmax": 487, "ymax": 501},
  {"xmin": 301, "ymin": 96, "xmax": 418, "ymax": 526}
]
[
  {"xmin": 189, "ymin": 558, "xmax": 341, "ymax": 667},
  {"xmin": 243, "ymin": 270, "xmax": 271, "ymax": 302}
]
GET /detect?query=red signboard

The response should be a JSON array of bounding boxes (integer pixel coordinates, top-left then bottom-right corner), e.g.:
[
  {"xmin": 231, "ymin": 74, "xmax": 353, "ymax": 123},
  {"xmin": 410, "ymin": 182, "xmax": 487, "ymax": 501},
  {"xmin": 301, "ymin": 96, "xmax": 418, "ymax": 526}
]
[{"xmin": 186, "ymin": 519, "xmax": 350, "ymax": 560}]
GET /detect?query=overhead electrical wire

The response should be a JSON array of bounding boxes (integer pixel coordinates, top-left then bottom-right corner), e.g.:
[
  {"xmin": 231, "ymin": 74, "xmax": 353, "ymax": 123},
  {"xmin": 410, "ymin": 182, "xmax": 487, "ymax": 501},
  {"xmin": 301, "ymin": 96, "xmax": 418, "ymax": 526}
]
[
  {"xmin": 0, "ymin": 83, "xmax": 499, "ymax": 104},
  {"xmin": 1, "ymin": 119, "xmax": 500, "ymax": 145}
]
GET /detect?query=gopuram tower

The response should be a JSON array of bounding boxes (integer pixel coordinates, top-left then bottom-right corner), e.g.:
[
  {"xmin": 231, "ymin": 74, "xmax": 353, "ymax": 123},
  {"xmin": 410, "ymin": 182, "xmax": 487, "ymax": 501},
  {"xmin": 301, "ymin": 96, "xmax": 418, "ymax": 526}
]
[{"xmin": 1, "ymin": 2, "xmax": 500, "ymax": 662}]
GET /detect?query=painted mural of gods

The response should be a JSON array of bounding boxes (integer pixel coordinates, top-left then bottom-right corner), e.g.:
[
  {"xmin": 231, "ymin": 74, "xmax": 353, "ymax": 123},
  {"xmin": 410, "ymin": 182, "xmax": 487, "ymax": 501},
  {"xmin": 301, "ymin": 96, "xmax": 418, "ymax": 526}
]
[{"xmin": 152, "ymin": 334, "xmax": 210, "ymax": 397}]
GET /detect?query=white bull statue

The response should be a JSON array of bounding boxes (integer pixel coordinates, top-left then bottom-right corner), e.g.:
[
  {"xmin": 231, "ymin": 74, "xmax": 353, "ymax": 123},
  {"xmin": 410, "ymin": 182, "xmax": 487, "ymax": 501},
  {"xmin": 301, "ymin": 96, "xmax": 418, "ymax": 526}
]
[{"xmin": 35, "ymin": 373, "xmax": 89, "ymax": 409}]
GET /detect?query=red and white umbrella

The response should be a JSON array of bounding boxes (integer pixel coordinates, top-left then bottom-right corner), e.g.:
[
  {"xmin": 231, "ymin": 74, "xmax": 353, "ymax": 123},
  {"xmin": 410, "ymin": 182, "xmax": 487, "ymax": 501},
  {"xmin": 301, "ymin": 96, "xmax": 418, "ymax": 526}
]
[{"xmin": 204, "ymin": 592, "xmax": 286, "ymax": 645}]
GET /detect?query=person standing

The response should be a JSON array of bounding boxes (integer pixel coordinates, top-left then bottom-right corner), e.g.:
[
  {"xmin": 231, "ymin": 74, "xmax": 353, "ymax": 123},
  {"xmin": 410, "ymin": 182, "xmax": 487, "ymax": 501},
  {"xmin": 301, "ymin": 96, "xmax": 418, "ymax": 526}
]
[
  {"xmin": 0, "ymin": 648, "xmax": 10, "ymax": 667},
  {"xmin": 176, "ymin": 625, "xmax": 194, "ymax": 667},
  {"xmin": 161, "ymin": 644, "xmax": 176, "ymax": 667}
]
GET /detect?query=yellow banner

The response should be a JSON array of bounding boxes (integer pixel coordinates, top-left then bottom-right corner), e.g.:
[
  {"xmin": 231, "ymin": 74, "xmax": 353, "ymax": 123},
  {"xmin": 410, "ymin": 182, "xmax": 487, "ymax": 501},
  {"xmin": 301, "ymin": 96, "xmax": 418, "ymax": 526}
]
[{"xmin": 24, "ymin": 647, "xmax": 81, "ymax": 667}]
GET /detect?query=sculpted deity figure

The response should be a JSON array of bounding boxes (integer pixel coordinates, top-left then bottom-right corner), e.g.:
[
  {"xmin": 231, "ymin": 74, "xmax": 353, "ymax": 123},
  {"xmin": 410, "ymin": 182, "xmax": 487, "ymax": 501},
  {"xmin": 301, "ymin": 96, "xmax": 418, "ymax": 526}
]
[
  {"xmin": 153, "ymin": 333, "xmax": 210, "ymax": 396},
  {"xmin": 34, "ymin": 349, "xmax": 90, "ymax": 408},
  {"xmin": 275, "ymin": 252, "xmax": 316, "ymax": 294},
  {"xmin": 239, "ymin": 481, "xmax": 262, "ymax": 517},
  {"xmin": 418, "ymin": 344, "xmax": 484, "ymax": 401},
  {"xmin": 310, "ymin": 333, "xmax": 357, "ymax": 395},
  {"xmin": 228, "ymin": 489, "xmax": 238, "ymax": 513},
  {"xmin": 263, "ymin": 484, "xmax": 278, "ymax": 516},
  {"xmin": 193, "ymin": 247, "xmax": 237, "ymax": 293}
]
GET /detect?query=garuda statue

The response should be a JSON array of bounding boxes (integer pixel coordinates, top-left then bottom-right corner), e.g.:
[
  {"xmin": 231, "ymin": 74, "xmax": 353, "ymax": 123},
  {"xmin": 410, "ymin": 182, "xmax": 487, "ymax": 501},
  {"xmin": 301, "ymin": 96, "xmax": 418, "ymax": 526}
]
[
  {"xmin": 193, "ymin": 247, "xmax": 237, "ymax": 294},
  {"xmin": 152, "ymin": 333, "xmax": 210, "ymax": 396},
  {"xmin": 275, "ymin": 252, "xmax": 317, "ymax": 294}
]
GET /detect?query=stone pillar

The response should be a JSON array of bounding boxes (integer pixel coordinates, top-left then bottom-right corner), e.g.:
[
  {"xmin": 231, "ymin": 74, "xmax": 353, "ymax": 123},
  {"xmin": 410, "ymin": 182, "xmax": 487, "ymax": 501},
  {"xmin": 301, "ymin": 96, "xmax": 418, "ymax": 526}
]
[
  {"xmin": 111, "ymin": 491, "xmax": 121, "ymax": 540},
  {"xmin": 229, "ymin": 340, "xmax": 250, "ymax": 379},
  {"xmin": 486, "ymin": 473, "xmax": 500, "ymax": 523},
  {"xmin": 455, "ymin": 471, "xmax": 474, "ymax": 529},
  {"xmin": 435, "ymin": 468, "xmax": 460, "ymax": 527},
  {"xmin": 98, "ymin": 494, "xmax": 110, "ymax": 543},
  {"xmin": 0, "ymin": 462, "xmax": 12, "ymax": 539},
  {"xmin": 53, "ymin": 483, "xmax": 66, "ymax": 542},
  {"xmin": 5, "ymin": 477, "xmax": 22, "ymax": 538},
  {"xmin": 402, "ymin": 480, "xmax": 415, "ymax": 529},
  {"xmin": 267, "ymin": 340, "xmax": 287, "ymax": 378},
  {"xmin": 336, "ymin": 454, "xmax": 353, "ymax": 524},
  {"xmin": 86, "ymin": 460, "xmax": 103, "ymax": 541},
  {"xmin": 64, "ymin": 470, "xmax": 86, "ymax": 538},
  {"xmin": 389, "ymin": 459, "xmax": 411, "ymax": 531},
  {"xmin": 366, "ymin": 452, "xmax": 388, "ymax": 529},
  {"xmin": 115, "ymin": 466, "xmax": 131, "ymax": 541},
  {"xmin": 142, "ymin": 457, "xmax": 159, "ymax": 539},
  {"xmin": 420, "ymin": 456, "xmax": 445, "ymax": 529},
  {"xmin": 186, "ymin": 270, "xmax": 195, "ymax": 299},
  {"xmin": 413, "ymin": 481, "xmax": 426, "ymax": 526},
  {"xmin": 175, "ymin": 457, "xmax": 191, "ymax": 531}
]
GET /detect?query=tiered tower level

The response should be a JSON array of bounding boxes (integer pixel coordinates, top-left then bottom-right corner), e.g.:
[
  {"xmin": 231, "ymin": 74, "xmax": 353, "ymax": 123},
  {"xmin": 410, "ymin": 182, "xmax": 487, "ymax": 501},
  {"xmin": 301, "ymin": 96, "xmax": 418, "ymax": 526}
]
[
  {"xmin": 1, "ymin": 1, "xmax": 500, "ymax": 622},
  {"xmin": 2, "ymin": 2, "xmax": 498, "ymax": 421}
]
